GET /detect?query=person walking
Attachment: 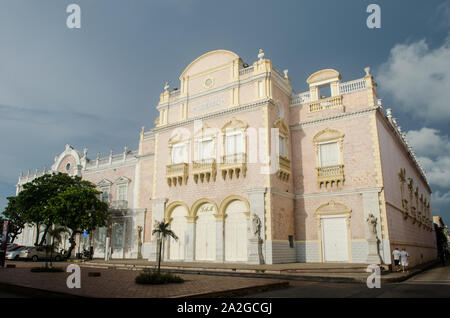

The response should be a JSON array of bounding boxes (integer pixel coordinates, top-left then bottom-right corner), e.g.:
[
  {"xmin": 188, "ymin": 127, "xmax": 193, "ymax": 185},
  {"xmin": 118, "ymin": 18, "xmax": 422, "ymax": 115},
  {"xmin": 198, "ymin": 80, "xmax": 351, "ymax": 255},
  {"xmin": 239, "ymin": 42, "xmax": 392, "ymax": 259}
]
[
  {"xmin": 400, "ymin": 248, "xmax": 409, "ymax": 272},
  {"xmin": 392, "ymin": 247, "xmax": 401, "ymax": 272}
]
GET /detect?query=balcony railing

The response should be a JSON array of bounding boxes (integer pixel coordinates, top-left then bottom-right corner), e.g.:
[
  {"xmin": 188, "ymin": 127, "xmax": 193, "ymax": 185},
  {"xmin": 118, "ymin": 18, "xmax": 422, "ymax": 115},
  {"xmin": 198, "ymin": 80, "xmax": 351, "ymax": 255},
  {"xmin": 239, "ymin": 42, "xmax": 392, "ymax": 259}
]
[
  {"xmin": 339, "ymin": 78, "xmax": 366, "ymax": 94},
  {"xmin": 166, "ymin": 163, "xmax": 189, "ymax": 186},
  {"xmin": 193, "ymin": 158, "xmax": 217, "ymax": 183},
  {"xmin": 239, "ymin": 66, "xmax": 254, "ymax": 76},
  {"xmin": 317, "ymin": 164, "xmax": 344, "ymax": 188},
  {"xmin": 309, "ymin": 95, "xmax": 343, "ymax": 112},
  {"xmin": 277, "ymin": 156, "xmax": 291, "ymax": 181},
  {"xmin": 291, "ymin": 91, "xmax": 311, "ymax": 105},
  {"xmin": 220, "ymin": 153, "xmax": 247, "ymax": 180},
  {"xmin": 110, "ymin": 200, "xmax": 128, "ymax": 210}
]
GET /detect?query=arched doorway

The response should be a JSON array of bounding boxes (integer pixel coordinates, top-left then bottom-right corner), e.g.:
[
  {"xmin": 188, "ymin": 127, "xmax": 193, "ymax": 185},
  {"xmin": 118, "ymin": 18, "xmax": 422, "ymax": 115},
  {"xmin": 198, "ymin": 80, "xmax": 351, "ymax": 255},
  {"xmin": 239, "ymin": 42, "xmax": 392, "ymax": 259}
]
[
  {"xmin": 195, "ymin": 202, "xmax": 216, "ymax": 261},
  {"xmin": 168, "ymin": 205, "xmax": 188, "ymax": 260},
  {"xmin": 224, "ymin": 199, "xmax": 248, "ymax": 262}
]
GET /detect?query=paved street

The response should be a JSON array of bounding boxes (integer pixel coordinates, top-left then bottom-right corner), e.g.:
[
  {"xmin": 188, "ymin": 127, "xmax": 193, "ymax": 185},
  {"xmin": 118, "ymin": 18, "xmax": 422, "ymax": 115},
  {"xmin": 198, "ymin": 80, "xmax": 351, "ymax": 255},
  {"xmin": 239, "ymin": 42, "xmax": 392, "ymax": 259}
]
[
  {"xmin": 0, "ymin": 261, "xmax": 287, "ymax": 298},
  {"xmin": 245, "ymin": 263, "xmax": 450, "ymax": 298}
]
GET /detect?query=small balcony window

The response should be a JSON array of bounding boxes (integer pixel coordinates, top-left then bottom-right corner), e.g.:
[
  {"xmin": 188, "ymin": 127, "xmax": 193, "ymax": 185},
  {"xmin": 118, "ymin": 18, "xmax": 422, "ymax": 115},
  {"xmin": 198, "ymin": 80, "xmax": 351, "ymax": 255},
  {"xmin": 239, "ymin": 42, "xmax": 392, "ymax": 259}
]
[{"xmin": 171, "ymin": 143, "xmax": 186, "ymax": 164}]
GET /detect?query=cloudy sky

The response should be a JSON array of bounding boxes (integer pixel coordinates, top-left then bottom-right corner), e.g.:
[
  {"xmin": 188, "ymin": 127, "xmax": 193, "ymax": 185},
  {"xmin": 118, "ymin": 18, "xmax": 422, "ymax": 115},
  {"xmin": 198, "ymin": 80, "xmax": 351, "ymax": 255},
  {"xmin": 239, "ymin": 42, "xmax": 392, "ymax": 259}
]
[{"xmin": 1, "ymin": 0, "xmax": 449, "ymax": 223}]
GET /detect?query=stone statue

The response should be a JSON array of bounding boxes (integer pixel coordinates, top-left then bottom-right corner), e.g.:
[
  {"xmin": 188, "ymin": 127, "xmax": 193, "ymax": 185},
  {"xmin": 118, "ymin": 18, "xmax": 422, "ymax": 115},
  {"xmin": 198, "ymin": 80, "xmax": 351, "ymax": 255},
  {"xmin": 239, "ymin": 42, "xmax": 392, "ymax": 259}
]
[
  {"xmin": 258, "ymin": 48, "xmax": 264, "ymax": 60},
  {"xmin": 137, "ymin": 225, "xmax": 143, "ymax": 259},
  {"xmin": 366, "ymin": 213, "xmax": 378, "ymax": 236},
  {"xmin": 252, "ymin": 214, "xmax": 262, "ymax": 238}
]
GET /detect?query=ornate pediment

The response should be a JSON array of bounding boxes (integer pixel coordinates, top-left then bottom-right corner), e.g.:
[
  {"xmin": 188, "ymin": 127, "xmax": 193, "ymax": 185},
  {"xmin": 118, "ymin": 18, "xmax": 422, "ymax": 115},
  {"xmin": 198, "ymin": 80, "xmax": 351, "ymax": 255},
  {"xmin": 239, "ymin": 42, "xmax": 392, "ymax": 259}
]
[
  {"xmin": 115, "ymin": 176, "xmax": 131, "ymax": 185},
  {"xmin": 168, "ymin": 128, "xmax": 190, "ymax": 145},
  {"xmin": 97, "ymin": 178, "xmax": 112, "ymax": 187},
  {"xmin": 312, "ymin": 128, "xmax": 344, "ymax": 143},
  {"xmin": 180, "ymin": 50, "xmax": 239, "ymax": 79},
  {"xmin": 221, "ymin": 117, "xmax": 248, "ymax": 133},
  {"xmin": 273, "ymin": 119, "xmax": 289, "ymax": 136},
  {"xmin": 315, "ymin": 200, "xmax": 351, "ymax": 216},
  {"xmin": 307, "ymin": 69, "xmax": 341, "ymax": 85},
  {"xmin": 194, "ymin": 123, "xmax": 219, "ymax": 139}
]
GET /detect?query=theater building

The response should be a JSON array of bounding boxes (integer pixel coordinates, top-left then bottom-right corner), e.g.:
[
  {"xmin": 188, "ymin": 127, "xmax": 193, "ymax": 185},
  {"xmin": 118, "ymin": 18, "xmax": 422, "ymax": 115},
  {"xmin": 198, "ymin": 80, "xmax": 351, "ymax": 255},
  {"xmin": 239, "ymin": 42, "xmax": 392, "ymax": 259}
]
[{"xmin": 15, "ymin": 49, "xmax": 436, "ymax": 266}]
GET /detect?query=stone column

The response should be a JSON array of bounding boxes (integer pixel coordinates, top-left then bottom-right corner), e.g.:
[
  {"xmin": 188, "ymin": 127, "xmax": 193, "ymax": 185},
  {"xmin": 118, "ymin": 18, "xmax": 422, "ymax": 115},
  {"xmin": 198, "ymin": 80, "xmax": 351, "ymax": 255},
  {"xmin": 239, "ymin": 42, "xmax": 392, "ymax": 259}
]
[
  {"xmin": 185, "ymin": 220, "xmax": 195, "ymax": 261},
  {"xmin": 247, "ymin": 188, "xmax": 266, "ymax": 264},
  {"xmin": 148, "ymin": 198, "xmax": 167, "ymax": 262},
  {"xmin": 215, "ymin": 219, "xmax": 224, "ymax": 262}
]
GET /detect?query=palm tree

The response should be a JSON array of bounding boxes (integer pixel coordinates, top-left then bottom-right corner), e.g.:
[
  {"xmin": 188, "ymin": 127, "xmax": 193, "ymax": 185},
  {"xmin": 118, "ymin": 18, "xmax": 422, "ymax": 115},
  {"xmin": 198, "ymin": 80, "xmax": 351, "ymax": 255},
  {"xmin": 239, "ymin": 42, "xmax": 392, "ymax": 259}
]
[
  {"xmin": 152, "ymin": 221, "xmax": 178, "ymax": 273},
  {"xmin": 47, "ymin": 226, "xmax": 69, "ymax": 268}
]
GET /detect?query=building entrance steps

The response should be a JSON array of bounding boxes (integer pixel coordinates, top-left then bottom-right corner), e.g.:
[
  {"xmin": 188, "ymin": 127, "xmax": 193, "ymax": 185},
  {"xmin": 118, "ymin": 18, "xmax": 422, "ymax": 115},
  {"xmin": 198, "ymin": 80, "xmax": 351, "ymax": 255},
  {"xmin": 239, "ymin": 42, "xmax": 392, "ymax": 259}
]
[{"xmin": 80, "ymin": 259, "xmax": 438, "ymax": 283}]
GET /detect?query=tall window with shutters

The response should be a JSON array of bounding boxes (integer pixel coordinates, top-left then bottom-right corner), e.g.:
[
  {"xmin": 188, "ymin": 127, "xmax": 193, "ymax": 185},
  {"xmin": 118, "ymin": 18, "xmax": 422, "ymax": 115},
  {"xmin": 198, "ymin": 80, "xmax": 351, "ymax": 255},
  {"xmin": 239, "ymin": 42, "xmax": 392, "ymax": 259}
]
[
  {"xmin": 318, "ymin": 141, "xmax": 340, "ymax": 167},
  {"xmin": 197, "ymin": 138, "xmax": 214, "ymax": 161},
  {"xmin": 100, "ymin": 187, "xmax": 110, "ymax": 203},
  {"xmin": 313, "ymin": 128, "xmax": 345, "ymax": 188},
  {"xmin": 171, "ymin": 143, "xmax": 186, "ymax": 164},
  {"xmin": 225, "ymin": 131, "xmax": 243, "ymax": 156},
  {"xmin": 117, "ymin": 184, "xmax": 127, "ymax": 201},
  {"xmin": 279, "ymin": 135, "xmax": 287, "ymax": 158}
]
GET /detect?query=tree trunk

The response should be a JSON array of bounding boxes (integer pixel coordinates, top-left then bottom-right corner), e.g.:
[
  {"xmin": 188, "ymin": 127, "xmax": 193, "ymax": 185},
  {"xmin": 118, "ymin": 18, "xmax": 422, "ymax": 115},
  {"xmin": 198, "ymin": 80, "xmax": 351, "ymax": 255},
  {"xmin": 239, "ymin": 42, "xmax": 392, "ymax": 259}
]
[
  {"xmin": 34, "ymin": 224, "xmax": 40, "ymax": 246},
  {"xmin": 39, "ymin": 224, "xmax": 49, "ymax": 246},
  {"xmin": 65, "ymin": 233, "xmax": 77, "ymax": 259},
  {"xmin": 157, "ymin": 238, "xmax": 162, "ymax": 274}
]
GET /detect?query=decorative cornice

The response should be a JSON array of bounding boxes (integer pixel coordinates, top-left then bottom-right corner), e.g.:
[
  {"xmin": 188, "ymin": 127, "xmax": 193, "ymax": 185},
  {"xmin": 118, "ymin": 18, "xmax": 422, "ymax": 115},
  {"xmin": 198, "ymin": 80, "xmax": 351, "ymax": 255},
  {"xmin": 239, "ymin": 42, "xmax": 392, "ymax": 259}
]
[
  {"xmin": 290, "ymin": 106, "xmax": 378, "ymax": 130},
  {"xmin": 156, "ymin": 72, "xmax": 269, "ymax": 110},
  {"xmin": 295, "ymin": 187, "xmax": 383, "ymax": 200},
  {"xmin": 152, "ymin": 98, "xmax": 271, "ymax": 134}
]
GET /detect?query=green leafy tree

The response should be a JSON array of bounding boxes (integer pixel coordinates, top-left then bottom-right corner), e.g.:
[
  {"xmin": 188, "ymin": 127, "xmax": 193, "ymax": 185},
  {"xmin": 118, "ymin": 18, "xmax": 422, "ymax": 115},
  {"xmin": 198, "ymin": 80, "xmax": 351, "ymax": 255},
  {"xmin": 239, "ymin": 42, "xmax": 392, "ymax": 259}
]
[
  {"xmin": 2, "ymin": 196, "xmax": 27, "ymax": 244},
  {"xmin": 17, "ymin": 173, "xmax": 83, "ymax": 246},
  {"xmin": 49, "ymin": 183, "xmax": 109, "ymax": 258},
  {"xmin": 152, "ymin": 221, "xmax": 178, "ymax": 273}
]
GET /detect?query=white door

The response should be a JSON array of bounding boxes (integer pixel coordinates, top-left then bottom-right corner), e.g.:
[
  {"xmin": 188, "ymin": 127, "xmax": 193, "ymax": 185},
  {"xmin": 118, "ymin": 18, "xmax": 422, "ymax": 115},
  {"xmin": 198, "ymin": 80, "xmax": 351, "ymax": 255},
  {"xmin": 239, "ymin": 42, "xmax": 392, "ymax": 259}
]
[
  {"xmin": 195, "ymin": 212, "xmax": 216, "ymax": 261},
  {"xmin": 195, "ymin": 209, "xmax": 216, "ymax": 261},
  {"xmin": 321, "ymin": 217, "xmax": 349, "ymax": 262},
  {"xmin": 169, "ymin": 206, "xmax": 187, "ymax": 260},
  {"xmin": 111, "ymin": 222, "xmax": 125, "ymax": 259},
  {"xmin": 93, "ymin": 227, "xmax": 106, "ymax": 258},
  {"xmin": 225, "ymin": 200, "xmax": 248, "ymax": 262}
]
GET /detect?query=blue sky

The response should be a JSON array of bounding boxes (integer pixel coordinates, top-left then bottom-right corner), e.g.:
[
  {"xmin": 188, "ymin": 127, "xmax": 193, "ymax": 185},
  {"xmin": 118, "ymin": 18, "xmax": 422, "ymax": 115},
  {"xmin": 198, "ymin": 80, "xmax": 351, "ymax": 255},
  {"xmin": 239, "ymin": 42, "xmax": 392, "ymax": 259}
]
[{"xmin": 1, "ymin": 0, "xmax": 449, "ymax": 223}]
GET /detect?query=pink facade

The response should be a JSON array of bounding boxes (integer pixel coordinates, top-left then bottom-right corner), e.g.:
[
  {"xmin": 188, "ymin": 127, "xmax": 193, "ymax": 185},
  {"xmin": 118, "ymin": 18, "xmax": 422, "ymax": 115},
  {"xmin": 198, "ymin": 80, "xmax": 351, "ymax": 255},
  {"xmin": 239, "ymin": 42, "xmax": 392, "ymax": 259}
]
[{"xmin": 16, "ymin": 50, "xmax": 436, "ymax": 266}]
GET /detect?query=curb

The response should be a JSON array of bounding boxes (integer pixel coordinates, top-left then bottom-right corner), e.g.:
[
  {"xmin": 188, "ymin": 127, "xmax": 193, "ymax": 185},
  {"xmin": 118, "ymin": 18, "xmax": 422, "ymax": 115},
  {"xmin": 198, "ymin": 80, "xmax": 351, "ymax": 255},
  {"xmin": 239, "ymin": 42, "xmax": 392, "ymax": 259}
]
[
  {"xmin": 380, "ymin": 260, "xmax": 440, "ymax": 283},
  {"xmin": 81, "ymin": 260, "xmax": 440, "ymax": 284},
  {"xmin": 80, "ymin": 263, "xmax": 369, "ymax": 284}
]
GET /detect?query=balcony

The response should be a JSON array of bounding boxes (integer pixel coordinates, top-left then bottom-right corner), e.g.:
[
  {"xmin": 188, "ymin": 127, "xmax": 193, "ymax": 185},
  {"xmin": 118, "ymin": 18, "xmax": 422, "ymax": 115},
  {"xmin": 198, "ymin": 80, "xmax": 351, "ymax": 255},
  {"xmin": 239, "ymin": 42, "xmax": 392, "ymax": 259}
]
[
  {"xmin": 277, "ymin": 156, "xmax": 291, "ymax": 181},
  {"xmin": 193, "ymin": 159, "xmax": 217, "ymax": 183},
  {"xmin": 317, "ymin": 164, "xmax": 344, "ymax": 188},
  {"xmin": 166, "ymin": 163, "xmax": 189, "ymax": 186},
  {"xmin": 309, "ymin": 95, "xmax": 343, "ymax": 112},
  {"xmin": 110, "ymin": 200, "xmax": 128, "ymax": 210},
  {"xmin": 220, "ymin": 153, "xmax": 246, "ymax": 180}
]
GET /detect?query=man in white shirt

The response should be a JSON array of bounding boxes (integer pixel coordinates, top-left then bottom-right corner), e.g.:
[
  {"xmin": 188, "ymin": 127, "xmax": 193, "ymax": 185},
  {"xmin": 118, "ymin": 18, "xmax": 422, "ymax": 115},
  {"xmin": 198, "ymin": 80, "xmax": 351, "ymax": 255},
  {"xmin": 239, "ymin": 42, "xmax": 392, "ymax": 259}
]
[
  {"xmin": 392, "ymin": 247, "xmax": 401, "ymax": 272},
  {"xmin": 400, "ymin": 248, "xmax": 409, "ymax": 272}
]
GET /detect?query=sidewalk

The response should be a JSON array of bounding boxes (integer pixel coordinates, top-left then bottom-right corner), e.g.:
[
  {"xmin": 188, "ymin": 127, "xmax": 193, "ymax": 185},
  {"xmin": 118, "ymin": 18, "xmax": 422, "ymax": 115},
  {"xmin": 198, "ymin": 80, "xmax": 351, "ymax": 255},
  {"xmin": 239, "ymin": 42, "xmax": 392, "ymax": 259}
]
[
  {"xmin": 0, "ymin": 261, "xmax": 288, "ymax": 298},
  {"xmin": 80, "ymin": 258, "xmax": 439, "ymax": 283}
]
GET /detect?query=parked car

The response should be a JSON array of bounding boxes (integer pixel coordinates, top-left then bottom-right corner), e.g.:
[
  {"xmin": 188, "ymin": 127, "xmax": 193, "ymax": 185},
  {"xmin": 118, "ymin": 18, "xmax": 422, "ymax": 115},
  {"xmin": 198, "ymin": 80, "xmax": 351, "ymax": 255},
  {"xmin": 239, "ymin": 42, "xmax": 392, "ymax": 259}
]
[
  {"xmin": 6, "ymin": 243, "xmax": 17, "ymax": 251},
  {"xmin": 6, "ymin": 244, "xmax": 20, "ymax": 252},
  {"xmin": 20, "ymin": 246, "xmax": 64, "ymax": 262},
  {"xmin": 6, "ymin": 246, "xmax": 27, "ymax": 260}
]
